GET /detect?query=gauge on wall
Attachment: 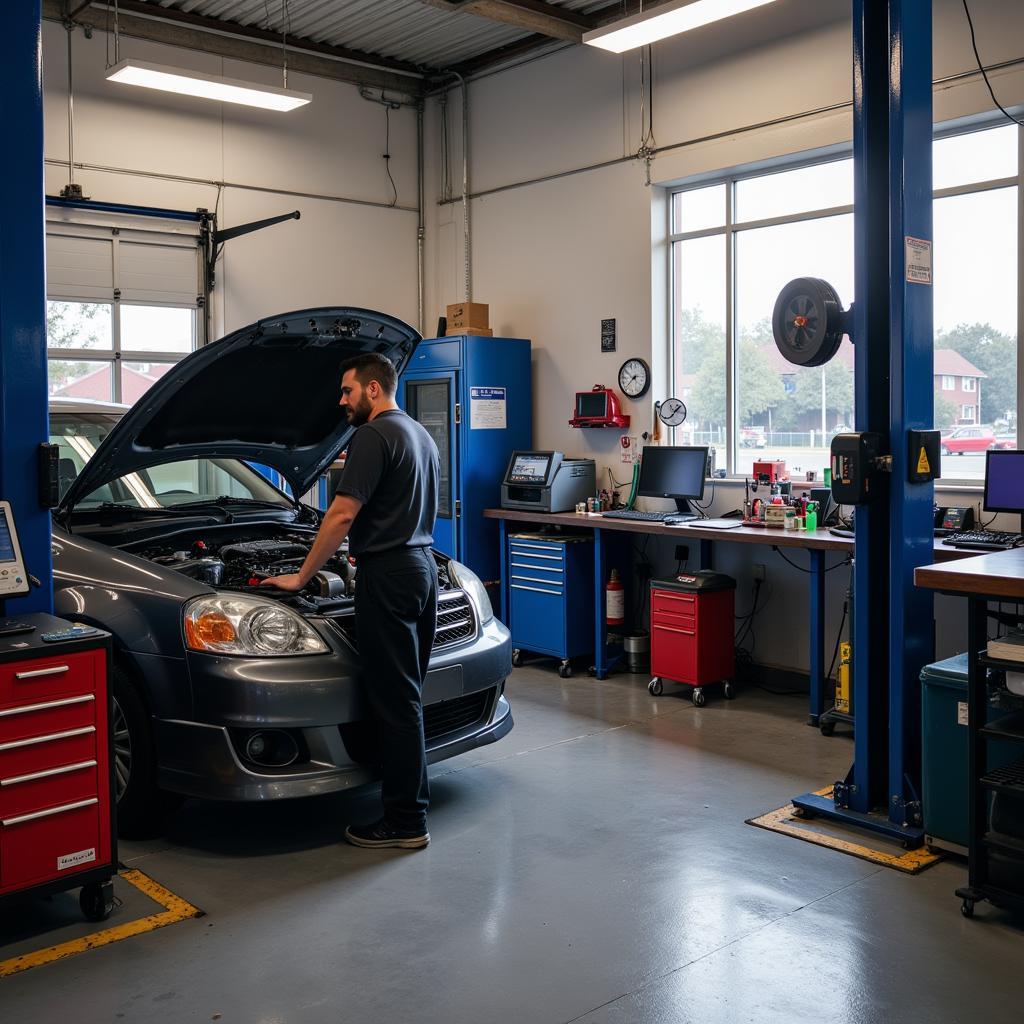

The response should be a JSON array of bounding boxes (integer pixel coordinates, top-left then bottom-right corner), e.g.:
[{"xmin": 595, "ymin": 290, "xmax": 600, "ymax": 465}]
[
  {"xmin": 618, "ymin": 357, "xmax": 651, "ymax": 399},
  {"xmin": 658, "ymin": 397, "xmax": 687, "ymax": 427}
]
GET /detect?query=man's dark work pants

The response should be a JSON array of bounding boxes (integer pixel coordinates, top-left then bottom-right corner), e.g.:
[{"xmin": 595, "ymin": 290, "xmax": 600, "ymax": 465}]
[{"xmin": 354, "ymin": 545, "xmax": 438, "ymax": 831}]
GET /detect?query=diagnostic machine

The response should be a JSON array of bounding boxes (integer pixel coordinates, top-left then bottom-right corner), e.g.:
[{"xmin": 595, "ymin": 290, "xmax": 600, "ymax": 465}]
[{"xmin": 501, "ymin": 452, "xmax": 596, "ymax": 513}]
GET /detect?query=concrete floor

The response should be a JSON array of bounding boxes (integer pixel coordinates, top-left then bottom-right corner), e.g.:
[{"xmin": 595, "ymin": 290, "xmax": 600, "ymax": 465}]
[{"xmin": 3, "ymin": 665, "xmax": 1024, "ymax": 1022}]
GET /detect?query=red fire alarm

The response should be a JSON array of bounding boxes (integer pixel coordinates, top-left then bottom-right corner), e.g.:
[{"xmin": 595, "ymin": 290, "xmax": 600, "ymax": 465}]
[{"xmin": 570, "ymin": 385, "xmax": 630, "ymax": 429}]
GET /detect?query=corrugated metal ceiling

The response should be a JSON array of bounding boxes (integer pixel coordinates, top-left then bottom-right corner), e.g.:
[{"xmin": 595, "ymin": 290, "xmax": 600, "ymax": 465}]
[{"xmin": 142, "ymin": 0, "xmax": 612, "ymax": 70}]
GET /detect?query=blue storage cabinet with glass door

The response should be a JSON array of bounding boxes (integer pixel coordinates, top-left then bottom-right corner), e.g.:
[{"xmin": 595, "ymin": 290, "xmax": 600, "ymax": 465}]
[
  {"xmin": 507, "ymin": 533, "xmax": 594, "ymax": 678},
  {"xmin": 399, "ymin": 335, "xmax": 531, "ymax": 583}
]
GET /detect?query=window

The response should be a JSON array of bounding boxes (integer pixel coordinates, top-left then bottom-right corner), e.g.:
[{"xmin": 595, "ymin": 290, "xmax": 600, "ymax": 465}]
[
  {"xmin": 671, "ymin": 122, "xmax": 1019, "ymax": 482},
  {"xmin": 962, "ymin": 405, "xmax": 976, "ymax": 422},
  {"xmin": 45, "ymin": 216, "xmax": 203, "ymax": 405}
]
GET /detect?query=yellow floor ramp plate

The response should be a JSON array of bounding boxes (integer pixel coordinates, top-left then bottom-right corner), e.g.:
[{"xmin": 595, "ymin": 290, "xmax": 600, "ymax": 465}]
[
  {"xmin": 0, "ymin": 868, "xmax": 203, "ymax": 979},
  {"xmin": 746, "ymin": 787, "xmax": 944, "ymax": 875}
]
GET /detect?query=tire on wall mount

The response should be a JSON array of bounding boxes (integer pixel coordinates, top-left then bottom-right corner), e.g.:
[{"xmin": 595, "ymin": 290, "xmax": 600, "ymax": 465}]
[{"xmin": 772, "ymin": 277, "xmax": 848, "ymax": 367}]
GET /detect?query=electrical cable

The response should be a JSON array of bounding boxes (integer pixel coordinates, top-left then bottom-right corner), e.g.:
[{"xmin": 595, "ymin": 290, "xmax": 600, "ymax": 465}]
[
  {"xmin": 772, "ymin": 547, "xmax": 851, "ymax": 575},
  {"xmin": 961, "ymin": 0, "xmax": 1024, "ymax": 128},
  {"xmin": 383, "ymin": 105, "xmax": 398, "ymax": 208}
]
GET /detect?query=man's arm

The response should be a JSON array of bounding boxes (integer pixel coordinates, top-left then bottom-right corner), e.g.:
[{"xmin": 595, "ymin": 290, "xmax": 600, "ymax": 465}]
[{"xmin": 261, "ymin": 494, "xmax": 363, "ymax": 592}]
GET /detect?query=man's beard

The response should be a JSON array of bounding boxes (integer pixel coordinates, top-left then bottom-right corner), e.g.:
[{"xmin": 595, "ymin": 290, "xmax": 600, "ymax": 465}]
[{"xmin": 345, "ymin": 396, "xmax": 373, "ymax": 426}]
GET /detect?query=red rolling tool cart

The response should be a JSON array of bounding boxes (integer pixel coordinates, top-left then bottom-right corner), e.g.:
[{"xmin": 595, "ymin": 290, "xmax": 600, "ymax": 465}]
[
  {"xmin": 648, "ymin": 572, "xmax": 736, "ymax": 706},
  {"xmin": 0, "ymin": 614, "xmax": 116, "ymax": 922}
]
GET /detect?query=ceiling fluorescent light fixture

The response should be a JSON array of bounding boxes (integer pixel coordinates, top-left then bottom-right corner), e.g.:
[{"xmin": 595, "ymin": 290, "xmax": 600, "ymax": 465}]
[
  {"xmin": 106, "ymin": 59, "xmax": 311, "ymax": 112},
  {"xmin": 583, "ymin": 0, "xmax": 781, "ymax": 53}
]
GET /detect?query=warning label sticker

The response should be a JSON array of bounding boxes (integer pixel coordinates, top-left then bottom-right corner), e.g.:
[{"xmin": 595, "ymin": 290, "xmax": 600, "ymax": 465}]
[
  {"xmin": 57, "ymin": 847, "xmax": 97, "ymax": 871},
  {"xmin": 916, "ymin": 447, "xmax": 931, "ymax": 475},
  {"xmin": 905, "ymin": 236, "xmax": 932, "ymax": 284}
]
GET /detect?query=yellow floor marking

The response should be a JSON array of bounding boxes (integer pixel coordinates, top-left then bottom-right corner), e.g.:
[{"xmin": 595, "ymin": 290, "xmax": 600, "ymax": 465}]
[
  {"xmin": 0, "ymin": 868, "xmax": 203, "ymax": 979},
  {"xmin": 746, "ymin": 787, "xmax": 944, "ymax": 875}
]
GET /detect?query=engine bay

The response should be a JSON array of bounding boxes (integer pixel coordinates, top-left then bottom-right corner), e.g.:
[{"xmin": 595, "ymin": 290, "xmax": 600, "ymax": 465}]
[{"xmin": 130, "ymin": 528, "xmax": 357, "ymax": 612}]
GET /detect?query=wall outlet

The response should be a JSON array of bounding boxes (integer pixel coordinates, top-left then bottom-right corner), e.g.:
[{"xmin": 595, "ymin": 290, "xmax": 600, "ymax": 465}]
[
  {"xmin": 752, "ymin": 563, "xmax": 767, "ymax": 582},
  {"xmin": 675, "ymin": 544, "xmax": 689, "ymax": 562}
]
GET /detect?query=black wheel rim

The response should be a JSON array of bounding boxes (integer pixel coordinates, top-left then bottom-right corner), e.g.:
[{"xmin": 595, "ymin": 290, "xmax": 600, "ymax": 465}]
[{"xmin": 111, "ymin": 697, "xmax": 132, "ymax": 801}]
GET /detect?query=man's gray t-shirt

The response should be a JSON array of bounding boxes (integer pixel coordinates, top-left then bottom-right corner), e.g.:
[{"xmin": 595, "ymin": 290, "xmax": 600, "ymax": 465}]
[{"xmin": 334, "ymin": 409, "xmax": 440, "ymax": 556}]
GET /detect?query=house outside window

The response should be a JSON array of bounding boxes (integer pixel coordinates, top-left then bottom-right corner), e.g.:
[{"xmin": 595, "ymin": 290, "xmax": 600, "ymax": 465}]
[
  {"xmin": 962, "ymin": 404, "xmax": 976, "ymax": 422},
  {"xmin": 962, "ymin": 377, "xmax": 977, "ymax": 392},
  {"xmin": 942, "ymin": 375, "xmax": 957, "ymax": 390}
]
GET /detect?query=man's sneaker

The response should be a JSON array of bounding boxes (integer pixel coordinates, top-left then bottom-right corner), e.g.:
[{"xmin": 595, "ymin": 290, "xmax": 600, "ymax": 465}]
[{"xmin": 344, "ymin": 819, "xmax": 430, "ymax": 850}]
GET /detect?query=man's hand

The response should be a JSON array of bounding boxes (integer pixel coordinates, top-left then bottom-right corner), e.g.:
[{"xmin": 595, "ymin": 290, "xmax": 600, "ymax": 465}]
[{"xmin": 260, "ymin": 573, "xmax": 305, "ymax": 593}]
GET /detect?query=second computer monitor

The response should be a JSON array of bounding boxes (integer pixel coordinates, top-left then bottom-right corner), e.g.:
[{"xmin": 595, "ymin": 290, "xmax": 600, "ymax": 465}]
[
  {"xmin": 637, "ymin": 445, "xmax": 708, "ymax": 513},
  {"xmin": 984, "ymin": 449, "xmax": 1024, "ymax": 514}
]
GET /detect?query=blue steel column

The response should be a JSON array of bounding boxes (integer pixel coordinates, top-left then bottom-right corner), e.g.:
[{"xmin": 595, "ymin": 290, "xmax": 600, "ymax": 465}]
[
  {"xmin": 885, "ymin": 0, "xmax": 934, "ymax": 829},
  {"xmin": 0, "ymin": 0, "xmax": 53, "ymax": 615},
  {"xmin": 808, "ymin": 549, "xmax": 825, "ymax": 726}
]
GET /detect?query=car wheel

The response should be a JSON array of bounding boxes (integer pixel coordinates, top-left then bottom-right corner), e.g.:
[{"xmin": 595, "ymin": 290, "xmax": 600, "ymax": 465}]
[
  {"xmin": 111, "ymin": 667, "xmax": 180, "ymax": 838},
  {"xmin": 940, "ymin": 446, "xmax": 950, "ymax": 456}
]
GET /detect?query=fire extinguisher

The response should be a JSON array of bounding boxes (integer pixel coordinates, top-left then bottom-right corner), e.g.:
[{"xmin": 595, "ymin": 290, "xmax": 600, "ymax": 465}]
[{"xmin": 606, "ymin": 568, "xmax": 625, "ymax": 626}]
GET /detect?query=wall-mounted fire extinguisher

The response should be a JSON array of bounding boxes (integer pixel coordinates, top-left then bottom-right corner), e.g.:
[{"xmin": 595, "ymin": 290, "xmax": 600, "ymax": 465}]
[{"xmin": 606, "ymin": 568, "xmax": 625, "ymax": 626}]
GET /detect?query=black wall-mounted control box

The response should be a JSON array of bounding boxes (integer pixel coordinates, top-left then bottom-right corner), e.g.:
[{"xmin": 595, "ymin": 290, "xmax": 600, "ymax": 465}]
[
  {"xmin": 831, "ymin": 432, "xmax": 883, "ymax": 505},
  {"xmin": 38, "ymin": 443, "xmax": 60, "ymax": 509}
]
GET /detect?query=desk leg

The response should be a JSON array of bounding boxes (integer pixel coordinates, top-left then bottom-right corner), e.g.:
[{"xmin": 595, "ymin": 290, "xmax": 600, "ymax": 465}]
[
  {"xmin": 498, "ymin": 519, "xmax": 509, "ymax": 627},
  {"xmin": 808, "ymin": 549, "xmax": 825, "ymax": 727},
  {"xmin": 594, "ymin": 527, "xmax": 608, "ymax": 678},
  {"xmin": 700, "ymin": 539, "xmax": 713, "ymax": 570}
]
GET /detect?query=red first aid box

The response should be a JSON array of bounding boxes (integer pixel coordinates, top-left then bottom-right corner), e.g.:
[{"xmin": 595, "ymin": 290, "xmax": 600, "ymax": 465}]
[
  {"xmin": 0, "ymin": 615, "xmax": 116, "ymax": 920},
  {"xmin": 650, "ymin": 573, "xmax": 735, "ymax": 704}
]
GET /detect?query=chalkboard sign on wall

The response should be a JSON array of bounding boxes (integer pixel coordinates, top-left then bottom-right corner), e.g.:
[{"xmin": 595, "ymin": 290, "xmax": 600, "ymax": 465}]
[{"xmin": 601, "ymin": 318, "xmax": 616, "ymax": 353}]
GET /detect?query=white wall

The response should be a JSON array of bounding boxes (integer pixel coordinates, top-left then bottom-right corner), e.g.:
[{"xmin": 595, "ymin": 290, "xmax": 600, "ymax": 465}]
[
  {"xmin": 41, "ymin": 20, "xmax": 421, "ymax": 337},
  {"xmin": 425, "ymin": 0, "xmax": 1024, "ymax": 674}
]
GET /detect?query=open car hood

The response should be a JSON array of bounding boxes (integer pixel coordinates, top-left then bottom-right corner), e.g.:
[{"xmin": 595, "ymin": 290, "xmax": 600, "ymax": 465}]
[{"xmin": 58, "ymin": 307, "xmax": 421, "ymax": 513}]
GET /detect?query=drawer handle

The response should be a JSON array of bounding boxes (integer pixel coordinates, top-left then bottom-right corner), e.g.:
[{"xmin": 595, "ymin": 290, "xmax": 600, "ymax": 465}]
[
  {"xmin": 654, "ymin": 593, "xmax": 695, "ymax": 603},
  {"xmin": 511, "ymin": 583, "xmax": 562, "ymax": 596},
  {"xmin": 654, "ymin": 624, "xmax": 695, "ymax": 636},
  {"xmin": 0, "ymin": 694, "xmax": 95, "ymax": 719},
  {"xmin": 2, "ymin": 797, "xmax": 99, "ymax": 828},
  {"xmin": 510, "ymin": 542, "xmax": 562, "ymax": 551},
  {"xmin": 511, "ymin": 574, "xmax": 565, "ymax": 588},
  {"xmin": 0, "ymin": 725, "xmax": 96, "ymax": 753},
  {"xmin": 510, "ymin": 562, "xmax": 563, "ymax": 574},
  {"xmin": 2, "ymin": 759, "xmax": 97, "ymax": 787},
  {"xmin": 15, "ymin": 665, "xmax": 71, "ymax": 680},
  {"xmin": 509, "ymin": 551, "xmax": 562, "ymax": 561}
]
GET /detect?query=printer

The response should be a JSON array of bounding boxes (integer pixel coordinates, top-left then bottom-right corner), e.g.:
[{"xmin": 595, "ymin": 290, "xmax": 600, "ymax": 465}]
[{"xmin": 500, "ymin": 451, "xmax": 596, "ymax": 513}]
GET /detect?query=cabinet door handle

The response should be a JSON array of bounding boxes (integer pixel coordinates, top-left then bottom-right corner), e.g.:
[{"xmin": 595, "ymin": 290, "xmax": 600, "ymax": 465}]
[
  {"xmin": 0, "ymin": 725, "xmax": 95, "ymax": 753},
  {"xmin": 15, "ymin": 665, "xmax": 71, "ymax": 680},
  {"xmin": 654, "ymin": 593, "xmax": 695, "ymax": 604},
  {"xmin": 0, "ymin": 693, "xmax": 94, "ymax": 718},
  {"xmin": 2, "ymin": 797, "xmax": 98, "ymax": 827},
  {"xmin": 2, "ymin": 759, "xmax": 97, "ymax": 787}
]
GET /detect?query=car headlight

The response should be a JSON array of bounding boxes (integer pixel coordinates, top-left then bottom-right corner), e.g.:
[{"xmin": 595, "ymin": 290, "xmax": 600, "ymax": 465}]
[
  {"xmin": 448, "ymin": 559, "xmax": 494, "ymax": 625},
  {"xmin": 184, "ymin": 594, "xmax": 329, "ymax": 656}
]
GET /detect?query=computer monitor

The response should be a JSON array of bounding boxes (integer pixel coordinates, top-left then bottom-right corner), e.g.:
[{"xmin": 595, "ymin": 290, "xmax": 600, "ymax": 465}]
[
  {"xmin": 637, "ymin": 445, "xmax": 708, "ymax": 513},
  {"xmin": 984, "ymin": 451, "xmax": 1024, "ymax": 526}
]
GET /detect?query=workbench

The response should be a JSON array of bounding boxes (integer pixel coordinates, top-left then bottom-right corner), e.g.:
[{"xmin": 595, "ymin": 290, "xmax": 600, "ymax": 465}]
[
  {"xmin": 915, "ymin": 549, "xmax": 1024, "ymax": 918},
  {"xmin": 486, "ymin": 508, "xmax": 968, "ymax": 725}
]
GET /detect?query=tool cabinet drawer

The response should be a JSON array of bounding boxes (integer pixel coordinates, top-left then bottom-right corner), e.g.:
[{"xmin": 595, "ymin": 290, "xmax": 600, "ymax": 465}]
[
  {"xmin": 510, "ymin": 584, "xmax": 566, "ymax": 654},
  {"xmin": 0, "ymin": 725, "xmax": 98, "ymax": 781},
  {"xmin": 0, "ymin": 693, "xmax": 96, "ymax": 745},
  {"xmin": 651, "ymin": 608, "xmax": 695, "ymax": 632},
  {"xmin": 651, "ymin": 590, "xmax": 697, "ymax": 617},
  {"xmin": 651, "ymin": 623, "xmax": 698, "ymax": 681},
  {"xmin": 509, "ymin": 542, "xmax": 565, "ymax": 564},
  {"xmin": 0, "ymin": 798, "xmax": 103, "ymax": 892},
  {"xmin": 0, "ymin": 650, "xmax": 101, "ymax": 709},
  {"xmin": 0, "ymin": 758, "xmax": 99, "ymax": 819}
]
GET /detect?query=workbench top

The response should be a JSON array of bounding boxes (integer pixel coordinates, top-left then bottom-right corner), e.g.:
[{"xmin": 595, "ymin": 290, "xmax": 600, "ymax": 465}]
[{"xmin": 915, "ymin": 547, "xmax": 1024, "ymax": 599}]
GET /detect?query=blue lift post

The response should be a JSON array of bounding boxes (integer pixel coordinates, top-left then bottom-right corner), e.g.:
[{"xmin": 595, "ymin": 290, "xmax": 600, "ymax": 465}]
[
  {"xmin": 0, "ymin": 0, "xmax": 53, "ymax": 616},
  {"xmin": 793, "ymin": 0, "xmax": 934, "ymax": 845}
]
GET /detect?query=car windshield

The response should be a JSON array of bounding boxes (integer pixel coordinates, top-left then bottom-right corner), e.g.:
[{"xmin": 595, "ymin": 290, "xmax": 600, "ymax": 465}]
[{"xmin": 49, "ymin": 411, "xmax": 293, "ymax": 510}]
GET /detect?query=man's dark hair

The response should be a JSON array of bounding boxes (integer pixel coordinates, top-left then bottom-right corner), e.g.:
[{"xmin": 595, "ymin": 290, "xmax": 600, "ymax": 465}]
[{"xmin": 340, "ymin": 352, "xmax": 398, "ymax": 395}]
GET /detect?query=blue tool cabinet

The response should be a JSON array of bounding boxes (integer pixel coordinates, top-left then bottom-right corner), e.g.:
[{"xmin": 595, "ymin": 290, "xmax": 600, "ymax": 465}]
[
  {"xmin": 507, "ymin": 533, "xmax": 593, "ymax": 678},
  {"xmin": 400, "ymin": 335, "xmax": 532, "ymax": 584}
]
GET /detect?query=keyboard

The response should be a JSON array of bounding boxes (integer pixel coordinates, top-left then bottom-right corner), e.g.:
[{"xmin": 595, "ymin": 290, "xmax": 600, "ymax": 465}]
[
  {"xmin": 943, "ymin": 529, "xmax": 1024, "ymax": 551},
  {"xmin": 601, "ymin": 510, "xmax": 696, "ymax": 523},
  {"xmin": 0, "ymin": 618, "xmax": 35, "ymax": 637}
]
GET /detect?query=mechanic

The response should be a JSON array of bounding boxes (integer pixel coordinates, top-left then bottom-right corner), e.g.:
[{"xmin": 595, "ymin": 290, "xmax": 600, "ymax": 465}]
[{"xmin": 263, "ymin": 352, "xmax": 440, "ymax": 851}]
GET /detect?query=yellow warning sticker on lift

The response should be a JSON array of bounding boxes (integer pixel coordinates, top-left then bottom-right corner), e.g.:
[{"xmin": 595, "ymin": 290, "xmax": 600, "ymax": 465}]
[{"xmin": 916, "ymin": 446, "xmax": 931, "ymax": 476}]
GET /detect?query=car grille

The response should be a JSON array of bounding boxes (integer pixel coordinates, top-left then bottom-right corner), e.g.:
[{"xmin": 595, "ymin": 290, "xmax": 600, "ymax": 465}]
[
  {"xmin": 434, "ymin": 590, "xmax": 476, "ymax": 650},
  {"xmin": 423, "ymin": 689, "xmax": 492, "ymax": 742}
]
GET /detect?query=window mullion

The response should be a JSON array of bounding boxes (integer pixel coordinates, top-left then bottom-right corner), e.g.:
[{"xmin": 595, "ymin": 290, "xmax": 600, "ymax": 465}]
[
  {"xmin": 725, "ymin": 180, "xmax": 736, "ymax": 476},
  {"xmin": 1018, "ymin": 122, "xmax": 1024, "ymax": 451},
  {"xmin": 111, "ymin": 233, "xmax": 122, "ymax": 404}
]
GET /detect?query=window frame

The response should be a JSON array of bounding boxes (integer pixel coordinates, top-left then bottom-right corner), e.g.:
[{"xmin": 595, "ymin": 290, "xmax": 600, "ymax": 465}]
[
  {"xmin": 46, "ymin": 214, "xmax": 205, "ymax": 405},
  {"xmin": 668, "ymin": 120, "xmax": 1022, "ymax": 486}
]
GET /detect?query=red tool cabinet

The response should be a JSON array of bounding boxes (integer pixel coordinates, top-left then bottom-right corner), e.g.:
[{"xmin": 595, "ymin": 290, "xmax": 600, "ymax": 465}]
[
  {"xmin": 0, "ymin": 615, "xmax": 115, "ymax": 921},
  {"xmin": 648, "ymin": 572, "xmax": 736, "ymax": 706}
]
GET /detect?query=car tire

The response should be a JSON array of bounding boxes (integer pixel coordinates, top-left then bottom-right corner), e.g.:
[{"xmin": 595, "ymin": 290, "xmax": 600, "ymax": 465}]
[
  {"xmin": 112, "ymin": 666, "xmax": 181, "ymax": 838},
  {"xmin": 940, "ymin": 446, "xmax": 950, "ymax": 456}
]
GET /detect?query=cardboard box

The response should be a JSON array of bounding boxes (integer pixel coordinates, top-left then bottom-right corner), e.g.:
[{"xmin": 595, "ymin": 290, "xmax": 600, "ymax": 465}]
[
  {"xmin": 445, "ymin": 327, "xmax": 493, "ymax": 337},
  {"xmin": 446, "ymin": 301, "xmax": 489, "ymax": 331}
]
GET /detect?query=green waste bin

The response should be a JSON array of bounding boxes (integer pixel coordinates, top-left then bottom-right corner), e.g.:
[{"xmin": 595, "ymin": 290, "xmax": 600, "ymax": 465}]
[{"xmin": 921, "ymin": 653, "xmax": 1024, "ymax": 851}]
